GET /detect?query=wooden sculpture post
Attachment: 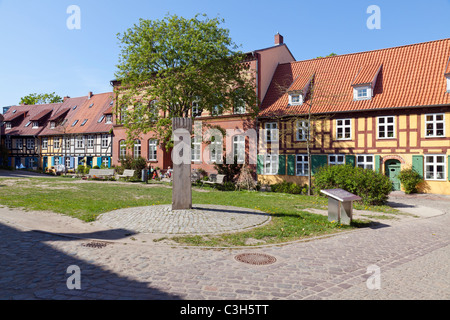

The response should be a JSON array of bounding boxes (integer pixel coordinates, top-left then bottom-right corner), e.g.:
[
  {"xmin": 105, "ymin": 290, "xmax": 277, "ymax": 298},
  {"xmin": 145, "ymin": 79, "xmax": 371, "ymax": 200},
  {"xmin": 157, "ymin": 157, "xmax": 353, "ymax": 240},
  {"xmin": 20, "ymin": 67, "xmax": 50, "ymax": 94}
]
[{"xmin": 172, "ymin": 118, "xmax": 193, "ymax": 210}]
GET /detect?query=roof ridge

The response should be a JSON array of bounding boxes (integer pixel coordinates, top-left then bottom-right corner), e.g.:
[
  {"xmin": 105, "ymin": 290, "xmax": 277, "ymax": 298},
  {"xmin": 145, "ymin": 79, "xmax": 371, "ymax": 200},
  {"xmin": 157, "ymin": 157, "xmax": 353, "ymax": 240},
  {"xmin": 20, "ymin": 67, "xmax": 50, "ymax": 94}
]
[{"xmin": 281, "ymin": 38, "xmax": 450, "ymax": 66}]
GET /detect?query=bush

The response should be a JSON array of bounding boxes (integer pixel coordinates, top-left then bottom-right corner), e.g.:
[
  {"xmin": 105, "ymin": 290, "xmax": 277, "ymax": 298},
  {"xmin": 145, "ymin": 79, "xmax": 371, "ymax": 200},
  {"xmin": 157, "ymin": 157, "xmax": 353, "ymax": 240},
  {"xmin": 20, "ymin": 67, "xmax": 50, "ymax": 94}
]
[
  {"xmin": 119, "ymin": 155, "xmax": 147, "ymax": 179},
  {"xmin": 271, "ymin": 181, "xmax": 306, "ymax": 195},
  {"xmin": 313, "ymin": 165, "xmax": 392, "ymax": 205},
  {"xmin": 77, "ymin": 165, "xmax": 85, "ymax": 174},
  {"xmin": 398, "ymin": 167, "xmax": 423, "ymax": 194}
]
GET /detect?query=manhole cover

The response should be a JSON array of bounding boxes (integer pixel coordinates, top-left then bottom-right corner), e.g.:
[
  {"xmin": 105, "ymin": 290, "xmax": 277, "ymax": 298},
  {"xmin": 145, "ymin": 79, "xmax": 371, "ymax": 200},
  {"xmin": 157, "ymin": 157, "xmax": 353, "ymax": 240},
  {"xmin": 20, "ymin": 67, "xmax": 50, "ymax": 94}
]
[
  {"xmin": 81, "ymin": 241, "xmax": 109, "ymax": 249},
  {"xmin": 235, "ymin": 253, "xmax": 277, "ymax": 266}
]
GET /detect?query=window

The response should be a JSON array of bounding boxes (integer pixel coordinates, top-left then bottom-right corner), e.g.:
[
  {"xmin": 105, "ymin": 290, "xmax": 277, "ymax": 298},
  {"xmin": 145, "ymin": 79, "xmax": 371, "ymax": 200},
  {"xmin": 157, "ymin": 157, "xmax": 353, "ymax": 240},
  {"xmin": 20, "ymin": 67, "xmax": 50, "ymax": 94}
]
[
  {"xmin": 30, "ymin": 158, "xmax": 36, "ymax": 168},
  {"xmin": 106, "ymin": 114, "xmax": 113, "ymax": 124},
  {"xmin": 354, "ymin": 87, "xmax": 370, "ymax": 100},
  {"xmin": 5, "ymin": 137, "xmax": 11, "ymax": 149},
  {"xmin": 120, "ymin": 105, "xmax": 127, "ymax": 123},
  {"xmin": 289, "ymin": 93, "xmax": 303, "ymax": 106},
  {"xmin": 32, "ymin": 121, "xmax": 39, "ymax": 128},
  {"xmin": 102, "ymin": 157, "xmax": 109, "ymax": 168},
  {"xmin": 148, "ymin": 139, "xmax": 158, "ymax": 161},
  {"xmin": 54, "ymin": 157, "xmax": 60, "ymax": 166},
  {"xmin": 81, "ymin": 119, "xmax": 88, "ymax": 126},
  {"xmin": 71, "ymin": 120, "xmax": 78, "ymax": 127},
  {"xmin": 296, "ymin": 154, "xmax": 309, "ymax": 176},
  {"xmin": 50, "ymin": 121, "xmax": 56, "ymax": 129},
  {"xmin": 15, "ymin": 139, "xmax": 23, "ymax": 149},
  {"xmin": 329, "ymin": 154, "xmax": 345, "ymax": 166},
  {"xmin": 425, "ymin": 114, "xmax": 445, "ymax": 137},
  {"xmin": 87, "ymin": 136, "xmax": 94, "ymax": 148},
  {"xmin": 5, "ymin": 122, "xmax": 11, "ymax": 129},
  {"xmin": 72, "ymin": 105, "xmax": 78, "ymax": 110},
  {"xmin": 210, "ymin": 136, "xmax": 223, "ymax": 163},
  {"xmin": 336, "ymin": 119, "xmax": 352, "ymax": 140},
  {"xmin": 378, "ymin": 116, "xmax": 395, "ymax": 138},
  {"xmin": 211, "ymin": 105, "xmax": 222, "ymax": 116},
  {"xmin": 76, "ymin": 136, "xmax": 84, "ymax": 148},
  {"xmin": 357, "ymin": 155, "xmax": 374, "ymax": 170},
  {"xmin": 54, "ymin": 138, "xmax": 60, "ymax": 149},
  {"xmin": 65, "ymin": 157, "xmax": 71, "ymax": 168},
  {"xmin": 233, "ymin": 135, "xmax": 245, "ymax": 164},
  {"xmin": 264, "ymin": 154, "xmax": 279, "ymax": 175},
  {"xmin": 192, "ymin": 136, "xmax": 201, "ymax": 162},
  {"xmin": 446, "ymin": 76, "xmax": 450, "ymax": 92},
  {"xmin": 425, "ymin": 155, "xmax": 446, "ymax": 180},
  {"xmin": 26, "ymin": 139, "xmax": 35, "ymax": 150},
  {"xmin": 133, "ymin": 140, "xmax": 141, "ymax": 159},
  {"xmin": 101, "ymin": 135, "xmax": 109, "ymax": 148},
  {"xmin": 65, "ymin": 137, "xmax": 71, "ymax": 149},
  {"xmin": 42, "ymin": 138, "xmax": 48, "ymax": 149},
  {"xmin": 233, "ymin": 99, "xmax": 246, "ymax": 114},
  {"xmin": 89, "ymin": 103, "xmax": 94, "ymax": 108},
  {"xmin": 192, "ymin": 101, "xmax": 202, "ymax": 118},
  {"xmin": 118, "ymin": 141, "xmax": 127, "ymax": 159},
  {"xmin": 265, "ymin": 122, "xmax": 278, "ymax": 142},
  {"xmin": 296, "ymin": 120, "xmax": 309, "ymax": 141},
  {"xmin": 25, "ymin": 121, "xmax": 31, "ymax": 127}
]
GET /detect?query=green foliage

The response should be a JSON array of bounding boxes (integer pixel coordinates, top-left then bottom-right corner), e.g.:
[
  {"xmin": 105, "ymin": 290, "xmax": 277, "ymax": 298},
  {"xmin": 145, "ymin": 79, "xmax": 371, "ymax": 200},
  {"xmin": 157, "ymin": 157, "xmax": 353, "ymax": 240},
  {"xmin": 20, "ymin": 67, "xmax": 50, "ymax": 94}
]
[
  {"xmin": 115, "ymin": 13, "xmax": 258, "ymax": 147},
  {"xmin": 77, "ymin": 165, "xmax": 85, "ymax": 174},
  {"xmin": 271, "ymin": 181, "xmax": 308, "ymax": 195},
  {"xmin": 119, "ymin": 155, "xmax": 147, "ymax": 179},
  {"xmin": 313, "ymin": 165, "xmax": 392, "ymax": 205},
  {"xmin": 398, "ymin": 167, "xmax": 423, "ymax": 194},
  {"xmin": 214, "ymin": 155, "xmax": 242, "ymax": 183},
  {"xmin": 19, "ymin": 92, "xmax": 63, "ymax": 105}
]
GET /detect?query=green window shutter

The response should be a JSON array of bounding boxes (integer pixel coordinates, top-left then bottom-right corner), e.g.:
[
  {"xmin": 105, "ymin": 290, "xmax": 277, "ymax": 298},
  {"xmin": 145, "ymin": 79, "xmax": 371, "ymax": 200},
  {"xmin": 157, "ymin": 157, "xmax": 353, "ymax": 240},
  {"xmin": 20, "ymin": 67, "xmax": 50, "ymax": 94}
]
[
  {"xmin": 311, "ymin": 154, "xmax": 328, "ymax": 175},
  {"xmin": 375, "ymin": 155, "xmax": 381, "ymax": 173},
  {"xmin": 345, "ymin": 155, "xmax": 356, "ymax": 167},
  {"xmin": 287, "ymin": 155, "xmax": 296, "ymax": 176},
  {"xmin": 278, "ymin": 155, "xmax": 286, "ymax": 175},
  {"xmin": 412, "ymin": 155, "xmax": 424, "ymax": 178},
  {"xmin": 257, "ymin": 155, "xmax": 264, "ymax": 175}
]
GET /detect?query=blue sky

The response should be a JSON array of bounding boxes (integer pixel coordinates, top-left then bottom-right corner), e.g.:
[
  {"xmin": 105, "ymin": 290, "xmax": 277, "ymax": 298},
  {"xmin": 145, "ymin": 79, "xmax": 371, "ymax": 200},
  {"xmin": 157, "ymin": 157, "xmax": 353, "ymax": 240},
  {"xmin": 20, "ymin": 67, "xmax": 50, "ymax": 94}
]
[{"xmin": 0, "ymin": 0, "xmax": 449, "ymax": 109}]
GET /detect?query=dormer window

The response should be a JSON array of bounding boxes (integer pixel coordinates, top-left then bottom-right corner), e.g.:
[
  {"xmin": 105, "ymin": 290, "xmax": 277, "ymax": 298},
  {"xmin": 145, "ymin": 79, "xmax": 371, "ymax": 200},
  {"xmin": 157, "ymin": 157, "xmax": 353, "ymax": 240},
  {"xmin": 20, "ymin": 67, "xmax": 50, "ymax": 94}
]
[
  {"xmin": 50, "ymin": 121, "xmax": 56, "ymax": 129},
  {"xmin": 353, "ymin": 86, "xmax": 371, "ymax": 100},
  {"xmin": 289, "ymin": 93, "xmax": 303, "ymax": 106},
  {"xmin": 32, "ymin": 121, "xmax": 39, "ymax": 128},
  {"xmin": 446, "ymin": 75, "xmax": 450, "ymax": 93},
  {"xmin": 5, "ymin": 122, "xmax": 11, "ymax": 129},
  {"xmin": 106, "ymin": 114, "xmax": 112, "ymax": 124}
]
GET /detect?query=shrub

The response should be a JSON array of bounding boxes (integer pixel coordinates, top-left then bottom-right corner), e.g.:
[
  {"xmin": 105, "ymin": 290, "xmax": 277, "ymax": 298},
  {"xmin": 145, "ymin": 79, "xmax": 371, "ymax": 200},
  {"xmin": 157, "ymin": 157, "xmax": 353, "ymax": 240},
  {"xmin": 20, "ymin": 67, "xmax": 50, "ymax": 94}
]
[
  {"xmin": 398, "ymin": 167, "xmax": 423, "ymax": 194},
  {"xmin": 270, "ymin": 181, "xmax": 306, "ymax": 195},
  {"xmin": 77, "ymin": 165, "xmax": 85, "ymax": 174},
  {"xmin": 313, "ymin": 165, "xmax": 392, "ymax": 205}
]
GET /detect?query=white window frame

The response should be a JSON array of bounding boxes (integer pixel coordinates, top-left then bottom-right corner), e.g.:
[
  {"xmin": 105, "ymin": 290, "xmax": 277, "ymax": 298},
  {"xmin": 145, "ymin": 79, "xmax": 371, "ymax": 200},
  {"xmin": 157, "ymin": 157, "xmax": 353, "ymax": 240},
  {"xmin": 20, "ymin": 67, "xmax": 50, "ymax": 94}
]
[
  {"xmin": 264, "ymin": 154, "xmax": 279, "ymax": 175},
  {"xmin": 425, "ymin": 155, "xmax": 446, "ymax": 181},
  {"xmin": 15, "ymin": 139, "xmax": 23, "ymax": 149},
  {"xmin": 192, "ymin": 136, "xmax": 201, "ymax": 162},
  {"xmin": 50, "ymin": 121, "xmax": 56, "ymax": 129},
  {"xmin": 54, "ymin": 157, "xmax": 60, "ymax": 166},
  {"xmin": 54, "ymin": 138, "xmax": 60, "ymax": 149},
  {"xmin": 336, "ymin": 119, "xmax": 352, "ymax": 140},
  {"xmin": 210, "ymin": 136, "xmax": 223, "ymax": 163},
  {"xmin": 353, "ymin": 86, "xmax": 371, "ymax": 101},
  {"xmin": 102, "ymin": 157, "xmax": 109, "ymax": 168},
  {"xmin": 233, "ymin": 135, "xmax": 246, "ymax": 164},
  {"xmin": 42, "ymin": 138, "xmax": 48, "ymax": 149},
  {"xmin": 296, "ymin": 154, "xmax": 309, "ymax": 176},
  {"xmin": 148, "ymin": 139, "xmax": 158, "ymax": 161},
  {"xmin": 119, "ymin": 140, "xmax": 127, "ymax": 159},
  {"xmin": 357, "ymin": 155, "xmax": 374, "ymax": 170},
  {"xmin": 289, "ymin": 93, "xmax": 303, "ymax": 106},
  {"xmin": 211, "ymin": 105, "xmax": 222, "ymax": 116},
  {"xmin": 32, "ymin": 121, "xmax": 39, "ymax": 129},
  {"xmin": 65, "ymin": 137, "xmax": 71, "ymax": 149},
  {"xmin": 5, "ymin": 122, "xmax": 11, "ymax": 129},
  {"xmin": 377, "ymin": 116, "xmax": 396, "ymax": 139},
  {"xmin": 106, "ymin": 114, "xmax": 113, "ymax": 124},
  {"xmin": 133, "ymin": 140, "xmax": 141, "ymax": 159},
  {"xmin": 87, "ymin": 136, "xmax": 94, "ymax": 148},
  {"xmin": 101, "ymin": 135, "xmax": 108, "ymax": 148},
  {"xmin": 65, "ymin": 157, "xmax": 71, "ymax": 168},
  {"xmin": 233, "ymin": 99, "xmax": 246, "ymax": 114},
  {"xmin": 446, "ymin": 76, "xmax": 450, "ymax": 93},
  {"xmin": 26, "ymin": 138, "xmax": 35, "ymax": 150},
  {"xmin": 192, "ymin": 100, "xmax": 202, "ymax": 118},
  {"xmin": 425, "ymin": 113, "xmax": 445, "ymax": 138},
  {"xmin": 296, "ymin": 120, "xmax": 309, "ymax": 141},
  {"xmin": 76, "ymin": 136, "xmax": 84, "ymax": 149},
  {"xmin": 265, "ymin": 122, "xmax": 278, "ymax": 142},
  {"xmin": 329, "ymin": 154, "xmax": 345, "ymax": 166}
]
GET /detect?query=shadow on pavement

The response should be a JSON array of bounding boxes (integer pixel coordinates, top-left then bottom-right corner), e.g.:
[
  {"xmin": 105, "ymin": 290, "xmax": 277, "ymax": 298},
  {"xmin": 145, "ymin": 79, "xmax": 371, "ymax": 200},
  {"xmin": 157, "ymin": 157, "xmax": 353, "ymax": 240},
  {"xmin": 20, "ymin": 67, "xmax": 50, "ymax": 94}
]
[{"xmin": 0, "ymin": 222, "xmax": 181, "ymax": 300}]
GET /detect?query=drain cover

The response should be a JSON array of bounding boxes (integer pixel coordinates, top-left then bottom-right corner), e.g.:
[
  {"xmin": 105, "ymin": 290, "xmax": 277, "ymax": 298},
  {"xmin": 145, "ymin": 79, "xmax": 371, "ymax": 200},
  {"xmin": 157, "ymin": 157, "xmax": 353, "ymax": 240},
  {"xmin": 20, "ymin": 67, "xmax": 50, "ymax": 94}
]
[
  {"xmin": 81, "ymin": 241, "xmax": 109, "ymax": 249},
  {"xmin": 235, "ymin": 253, "xmax": 277, "ymax": 266}
]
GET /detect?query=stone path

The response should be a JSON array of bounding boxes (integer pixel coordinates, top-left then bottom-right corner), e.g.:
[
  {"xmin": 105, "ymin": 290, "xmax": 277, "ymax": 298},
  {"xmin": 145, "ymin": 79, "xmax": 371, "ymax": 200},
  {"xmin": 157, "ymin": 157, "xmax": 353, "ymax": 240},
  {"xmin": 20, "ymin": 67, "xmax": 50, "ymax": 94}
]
[{"xmin": 0, "ymin": 191, "xmax": 449, "ymax": 302}]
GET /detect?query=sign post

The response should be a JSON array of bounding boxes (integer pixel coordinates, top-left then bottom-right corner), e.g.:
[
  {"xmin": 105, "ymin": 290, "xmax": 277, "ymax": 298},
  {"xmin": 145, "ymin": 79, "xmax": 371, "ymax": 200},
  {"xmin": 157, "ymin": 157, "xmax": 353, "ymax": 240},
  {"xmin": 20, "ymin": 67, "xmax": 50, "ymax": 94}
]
[{"xmin": 320, "ymin": 189, "xmax": 362, "ymax": 225}]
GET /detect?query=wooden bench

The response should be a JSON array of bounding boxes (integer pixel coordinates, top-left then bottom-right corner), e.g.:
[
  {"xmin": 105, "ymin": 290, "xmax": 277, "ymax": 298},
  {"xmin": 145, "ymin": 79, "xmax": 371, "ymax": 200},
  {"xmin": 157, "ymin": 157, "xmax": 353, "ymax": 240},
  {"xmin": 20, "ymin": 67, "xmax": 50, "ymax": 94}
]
[
  {"xmin": 88, "ymin": 169, "xmax": 115, "ymax": 178},
  {"xmin": 202, "ymin": 174, "xmax": 226, "ymax": 187},
  {"xmin": 116, "ymin": 169, "xmax": 135, "ymax": 180}
]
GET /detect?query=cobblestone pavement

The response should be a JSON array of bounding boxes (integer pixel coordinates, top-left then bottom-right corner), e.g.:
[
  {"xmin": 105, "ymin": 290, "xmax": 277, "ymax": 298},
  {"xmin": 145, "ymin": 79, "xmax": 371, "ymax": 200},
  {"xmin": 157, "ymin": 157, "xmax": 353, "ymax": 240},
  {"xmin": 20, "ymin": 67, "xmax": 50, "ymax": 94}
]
[{"xmin": 0, "ymin": 191, "xmax": 449, "ymax": 301}]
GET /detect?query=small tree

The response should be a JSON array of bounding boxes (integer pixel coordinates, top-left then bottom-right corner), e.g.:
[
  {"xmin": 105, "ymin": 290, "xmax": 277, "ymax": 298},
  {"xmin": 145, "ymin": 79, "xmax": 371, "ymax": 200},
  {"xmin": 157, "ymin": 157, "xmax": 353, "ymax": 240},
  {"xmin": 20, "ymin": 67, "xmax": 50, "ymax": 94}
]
[{"xmin": 398, "ymin": 167, "xmax": 423, "ymax": 194}]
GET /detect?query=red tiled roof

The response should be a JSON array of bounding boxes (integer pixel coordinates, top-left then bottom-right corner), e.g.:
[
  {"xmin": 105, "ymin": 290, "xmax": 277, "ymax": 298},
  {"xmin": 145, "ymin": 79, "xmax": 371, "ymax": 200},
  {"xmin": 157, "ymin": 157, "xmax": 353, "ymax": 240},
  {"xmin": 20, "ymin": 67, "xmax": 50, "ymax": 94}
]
[
  {"xmin": 30, "ymin": 109, "xmax": 52, "ymax": 121},
  {"xmin": 3, "ymin": 110, "xmax": 27, "ymax": 122},
  {"xmin": 260, "ymin": 38, "xmax": 450, "ymax": 117},
  {"xmin": 352, "ymin": 63, "xmax": 382, "ymax": 86}
]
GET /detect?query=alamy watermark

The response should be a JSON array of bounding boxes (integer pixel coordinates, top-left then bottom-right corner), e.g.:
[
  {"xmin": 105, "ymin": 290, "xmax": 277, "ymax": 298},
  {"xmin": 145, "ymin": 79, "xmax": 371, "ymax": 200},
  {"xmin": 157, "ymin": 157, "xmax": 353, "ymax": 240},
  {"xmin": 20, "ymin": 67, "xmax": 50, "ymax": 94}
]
[
  {"xmin": 66, "ymin": 5, "xmax": 81, "ymax": 30},
  {"xmin": 66, "ymin": 265, "xmax": 81, "ymax": 290},
  {"xmin": 367, "ymin": 5, "xmax": 381, "ymax": 30},
  {"xmin": 366, "ymin": 265, "xmax": 381, "ymax": 290}
]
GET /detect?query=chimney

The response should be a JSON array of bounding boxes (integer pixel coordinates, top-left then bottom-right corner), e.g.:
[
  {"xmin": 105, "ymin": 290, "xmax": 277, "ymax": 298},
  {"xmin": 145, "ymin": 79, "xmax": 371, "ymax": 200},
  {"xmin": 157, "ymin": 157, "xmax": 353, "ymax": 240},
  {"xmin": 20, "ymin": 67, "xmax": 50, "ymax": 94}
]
[
  {"xmin": 88, "ymin": 91, "xmax": 93, "ymax": 99},
  {"xmin": 63, "ymin": 96, "xmax": 70, "ymax": 102},
  {"xmin": 275, "ymin": 33, "xmax": 284, "ymax": 46}
]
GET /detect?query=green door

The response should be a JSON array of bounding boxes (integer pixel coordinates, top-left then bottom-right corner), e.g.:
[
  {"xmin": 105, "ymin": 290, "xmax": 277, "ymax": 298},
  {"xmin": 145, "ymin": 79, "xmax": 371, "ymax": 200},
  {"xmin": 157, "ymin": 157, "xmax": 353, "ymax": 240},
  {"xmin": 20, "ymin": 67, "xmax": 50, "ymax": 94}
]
[{"xmin": 385, "ymin": 160, "xmax": 401, "ymax": 191}]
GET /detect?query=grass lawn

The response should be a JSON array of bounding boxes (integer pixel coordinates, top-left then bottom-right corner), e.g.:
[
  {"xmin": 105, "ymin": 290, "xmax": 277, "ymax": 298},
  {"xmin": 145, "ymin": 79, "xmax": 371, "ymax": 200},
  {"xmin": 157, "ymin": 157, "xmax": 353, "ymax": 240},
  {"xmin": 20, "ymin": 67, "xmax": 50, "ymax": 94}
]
[{"xmin": 0, "ymin": 177, "xmax": 399, "ymax": 247}]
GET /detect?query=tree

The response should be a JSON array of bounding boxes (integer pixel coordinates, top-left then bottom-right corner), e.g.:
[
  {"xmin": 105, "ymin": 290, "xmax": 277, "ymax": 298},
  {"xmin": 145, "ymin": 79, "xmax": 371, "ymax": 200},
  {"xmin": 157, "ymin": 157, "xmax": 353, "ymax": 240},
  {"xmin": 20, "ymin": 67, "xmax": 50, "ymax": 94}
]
[
  {"xmin": 114, "ymin": 13, "xmax": 258, "ymax": 147},
  {"xmin": 19, "ymin": 92, "xmax": 63, "ymax": 105}
]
